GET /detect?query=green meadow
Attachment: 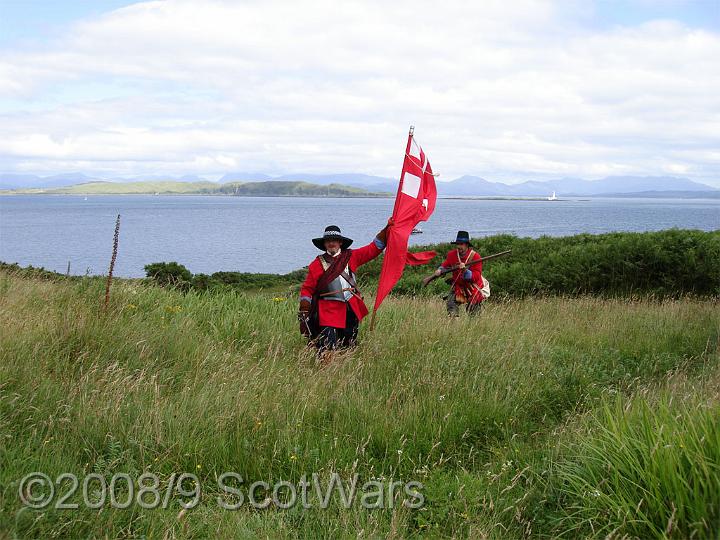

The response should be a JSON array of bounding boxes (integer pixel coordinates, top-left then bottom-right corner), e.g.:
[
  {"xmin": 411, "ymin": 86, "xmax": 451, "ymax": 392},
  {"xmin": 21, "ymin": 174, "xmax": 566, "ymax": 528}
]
[{"xmin": 1, "ymin": 239, "xmax": 718, "ymax": 538}]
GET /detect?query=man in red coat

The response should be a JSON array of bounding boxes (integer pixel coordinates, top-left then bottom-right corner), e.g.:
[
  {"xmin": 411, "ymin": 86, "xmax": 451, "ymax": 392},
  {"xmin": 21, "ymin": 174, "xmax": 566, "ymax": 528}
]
[
  {"xmin": 422, "ymin": 230, "xmax": 486, "ymax": 316},
  {"xmin": 298, "ymin": 222, "xmax": 390, "ymax": 353}
]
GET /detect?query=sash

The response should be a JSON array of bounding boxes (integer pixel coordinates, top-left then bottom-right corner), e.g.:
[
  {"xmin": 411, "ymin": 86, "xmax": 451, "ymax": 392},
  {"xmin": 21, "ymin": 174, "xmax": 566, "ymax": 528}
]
[
  {"xmin": 311, "ymin": 249, "xmax": 353, "ymax": 307},
  {"xmin": 454, "ymin": 249, "xmax": 483, "ymax": 304}
]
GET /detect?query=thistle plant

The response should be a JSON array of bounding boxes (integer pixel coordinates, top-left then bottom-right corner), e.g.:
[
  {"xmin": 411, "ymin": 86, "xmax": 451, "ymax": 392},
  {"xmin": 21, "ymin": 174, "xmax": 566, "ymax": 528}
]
[{"xmin": 104, "ymin": 213, "xmax": 121, "ymax": 310}]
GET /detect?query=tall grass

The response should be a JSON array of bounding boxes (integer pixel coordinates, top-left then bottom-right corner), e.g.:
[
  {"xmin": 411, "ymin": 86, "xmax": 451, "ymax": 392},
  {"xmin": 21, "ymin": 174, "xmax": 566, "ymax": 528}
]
[
  {"xmin": 0, "ymin": 269, "xmax": 718, "ymax": 538},
  {"xmin": 547, "ymin": 380, "xmax": 720, "ymax": 538}
]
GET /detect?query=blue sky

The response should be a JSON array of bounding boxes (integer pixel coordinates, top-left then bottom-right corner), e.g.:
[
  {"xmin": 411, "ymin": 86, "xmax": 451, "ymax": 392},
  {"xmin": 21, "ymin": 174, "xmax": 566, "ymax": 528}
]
[
  {"xmin": 2, "ymin": 0, "xmax": 716, "ymax": 46},
  {"xmin": 590, "ymin": 0, "xmax": 719, "ymax": 30},
  {"xmin": 0, "ymin": 1, "xmax": 137, "ymax": 46},
  {"xmin": 0, "ymin": 0, "xmax": 718, "ymax": 185}
]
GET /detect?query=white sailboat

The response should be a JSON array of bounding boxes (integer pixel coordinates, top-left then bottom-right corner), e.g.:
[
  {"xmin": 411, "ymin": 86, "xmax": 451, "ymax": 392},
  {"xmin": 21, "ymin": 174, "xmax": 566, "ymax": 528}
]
[{"xmin": 547, "ymin": 191, "xmax": 558, "ymax": 201}]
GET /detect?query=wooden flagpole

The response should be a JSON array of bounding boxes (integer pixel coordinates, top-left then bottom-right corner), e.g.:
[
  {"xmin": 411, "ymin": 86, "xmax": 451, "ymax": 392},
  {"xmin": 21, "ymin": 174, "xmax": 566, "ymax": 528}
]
[{"xmin": 369, "ymin": 125, "xmax": 414, "ymax": 332}]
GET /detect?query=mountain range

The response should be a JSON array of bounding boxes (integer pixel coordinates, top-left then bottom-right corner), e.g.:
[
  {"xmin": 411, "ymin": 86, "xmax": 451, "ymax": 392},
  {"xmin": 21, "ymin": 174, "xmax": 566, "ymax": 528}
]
[
  {"xmin": 0, "ymin": 172, "xmax": 717, "ymax": 197},
  {"xmin": 432, "ymin": 175, "xmax": 716, "ymax": 197}
]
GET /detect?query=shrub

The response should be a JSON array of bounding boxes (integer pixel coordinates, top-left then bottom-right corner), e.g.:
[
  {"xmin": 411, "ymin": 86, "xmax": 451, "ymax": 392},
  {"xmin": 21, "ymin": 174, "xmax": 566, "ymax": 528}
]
[{"xmin": 143, "ymin": 261, "xmax": 192, "ymax": 289}]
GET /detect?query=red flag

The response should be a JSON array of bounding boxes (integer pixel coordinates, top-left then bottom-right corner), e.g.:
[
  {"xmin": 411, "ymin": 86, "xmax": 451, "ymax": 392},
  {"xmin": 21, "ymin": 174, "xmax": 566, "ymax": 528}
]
[{"xmin": 373, "ymin": 127, "xmax": 438, "ymax": 313}]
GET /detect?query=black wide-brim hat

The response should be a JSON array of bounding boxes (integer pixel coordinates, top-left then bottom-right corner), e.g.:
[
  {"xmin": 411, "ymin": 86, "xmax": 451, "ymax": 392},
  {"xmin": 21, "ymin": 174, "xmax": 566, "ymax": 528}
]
[
  {"xmin": 312, "ymin": 225, "xmax": 354, "ymax": 251},
  {"xmin": 451, "ymin": 230, "xmax": 473, "ymax": 246}
]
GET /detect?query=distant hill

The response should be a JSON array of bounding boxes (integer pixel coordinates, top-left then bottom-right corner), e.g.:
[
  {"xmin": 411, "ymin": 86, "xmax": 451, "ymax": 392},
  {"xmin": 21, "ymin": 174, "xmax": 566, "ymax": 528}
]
[
  {"xmin": 0, "ymin": 172, "xmax": 99, "ymax": 190},
  {"xmin": 435, "ymin": 176, "xmax": 509, "ymax": 196},
  {"xmin": 219, "ymin": 172, "xmax": 273, "ymax": 182},
  {"xmin": 2, "ymin": 171, "xmax": 716, "ymax": 197},
  {"xmin": 208, "ymin": 172, "xmax": 399, "ymax": 192},
  {"xmin": 213, "ymin": 173, "xmax": 717, "ymax": 197},
  {"xmin": 108, "ymin": 174, "xmax": 195, "ymax": 183},
  {"xmin": 212, "ymin": 181, "xmax": 387, "ymax": 197},
  {"xmin": 26, "ymin": 180, "xmax": 219, "ymax": 194},
  {"xmin": 436, "ymin": 175, "xmax": 717, "ymax": 197},
  {"xmin": 275, "ymin": 172, "xmax": 393, "ymax": 185},
  {"xmin": 2, "ymin": 180, "xmax": 389, "ymax": 197},
  {"xmin": 597, "ymin": 190, "xmax": 720, "ymax": 199}
]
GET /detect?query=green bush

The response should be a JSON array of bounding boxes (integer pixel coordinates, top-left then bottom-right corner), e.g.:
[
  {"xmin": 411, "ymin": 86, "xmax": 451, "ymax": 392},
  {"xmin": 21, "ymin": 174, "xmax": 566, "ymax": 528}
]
[
  {"xmin": 0, "ymin": 261, "xmax": 84, "ymax": 281},
  {"xmin": 190, "ymin": 272, "xmax": 212, "ymax": 290},
  {"xmin": 357, "ymin": 228, "xmax": 720, "ymax": 298},
  {"xmin": 143, "ymin": 261, "xmax": 192, "ymax": 289}
]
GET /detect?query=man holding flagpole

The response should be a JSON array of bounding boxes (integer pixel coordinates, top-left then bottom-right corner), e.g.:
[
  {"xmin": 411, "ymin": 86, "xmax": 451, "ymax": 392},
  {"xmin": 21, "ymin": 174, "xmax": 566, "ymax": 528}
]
[
  {"xmin": 298, "ymin": 125, "xmax": 438, "ymax": 362},
  {"xmin": 298, "ymin": 222, "xmax": 391, "ymax": 362}
]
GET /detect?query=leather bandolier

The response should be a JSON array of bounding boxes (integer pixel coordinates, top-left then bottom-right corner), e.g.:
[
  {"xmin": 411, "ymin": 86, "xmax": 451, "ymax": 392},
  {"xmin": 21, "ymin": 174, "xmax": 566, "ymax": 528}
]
[
  {"xmin": 317, "ymin": 253, "xmax": 360, "ymax": 302},
  {"xmin": 449, "ymin": 249, "xmax": 484, "ymax": 304}
]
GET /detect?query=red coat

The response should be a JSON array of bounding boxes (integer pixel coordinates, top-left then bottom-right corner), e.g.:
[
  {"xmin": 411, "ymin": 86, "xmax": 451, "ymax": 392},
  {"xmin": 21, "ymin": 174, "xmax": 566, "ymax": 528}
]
[
  {"xmin": 300, "ymin": 242, "xmax": 383, "ymax": 328},
  {"xmin": 440, "ymin": 248, "xmax": 484, "ymax": 304}
]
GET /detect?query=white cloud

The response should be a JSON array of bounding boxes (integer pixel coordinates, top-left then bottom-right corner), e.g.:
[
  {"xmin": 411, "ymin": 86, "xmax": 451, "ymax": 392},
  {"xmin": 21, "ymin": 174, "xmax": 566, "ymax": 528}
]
[{"xmin": 0, "ymin": 0, "xmax": 718, "ymax": 185}]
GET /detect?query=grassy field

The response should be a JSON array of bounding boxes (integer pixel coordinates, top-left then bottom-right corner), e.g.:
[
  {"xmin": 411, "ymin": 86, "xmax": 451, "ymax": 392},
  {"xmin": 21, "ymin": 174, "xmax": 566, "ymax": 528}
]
[{"xmin": 0, "ymin": 269, "xmax": 718, "ymax": 538}]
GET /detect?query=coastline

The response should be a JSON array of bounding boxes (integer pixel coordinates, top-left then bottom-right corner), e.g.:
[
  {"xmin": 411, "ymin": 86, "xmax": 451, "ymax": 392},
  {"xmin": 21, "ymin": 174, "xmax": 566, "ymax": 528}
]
[
  {"xmin": 2, "ymin": 191, "xmax": 717, "ymax": 200},
  {"xmin": 0, "ymin": 192, "xmax": 394, "ymax": 198}
]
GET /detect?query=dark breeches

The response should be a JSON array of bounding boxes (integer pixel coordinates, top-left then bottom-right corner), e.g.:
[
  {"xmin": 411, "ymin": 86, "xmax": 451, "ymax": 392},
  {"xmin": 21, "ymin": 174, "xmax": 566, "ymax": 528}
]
[
  {"xmin": 315, "ymin": 304, "xmax": 359, "ymax": 351},
  {"xmin": 446, "ymin": 294, "xmax": 482, "ymax": 317}
]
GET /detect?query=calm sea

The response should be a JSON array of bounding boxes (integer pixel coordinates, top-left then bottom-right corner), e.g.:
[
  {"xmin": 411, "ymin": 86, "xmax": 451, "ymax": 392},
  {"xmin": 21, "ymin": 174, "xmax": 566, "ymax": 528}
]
[{"xmin": 0, "ymin": 195, "xmax": 717, "ymax": 277}]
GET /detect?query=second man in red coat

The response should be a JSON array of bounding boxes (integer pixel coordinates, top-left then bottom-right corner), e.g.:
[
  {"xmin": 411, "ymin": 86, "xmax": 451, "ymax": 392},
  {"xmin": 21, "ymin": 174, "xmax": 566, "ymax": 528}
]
[{"xmin": 423, "ymin": 230, "xmax": 487, "ymax": 316}]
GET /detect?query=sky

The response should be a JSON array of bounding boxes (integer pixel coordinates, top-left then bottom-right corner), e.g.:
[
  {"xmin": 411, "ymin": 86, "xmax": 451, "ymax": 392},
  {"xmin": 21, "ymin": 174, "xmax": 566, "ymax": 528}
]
[{"xmin": 0, "ymin": 0, "xmax": 718, "ymax": 185}]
